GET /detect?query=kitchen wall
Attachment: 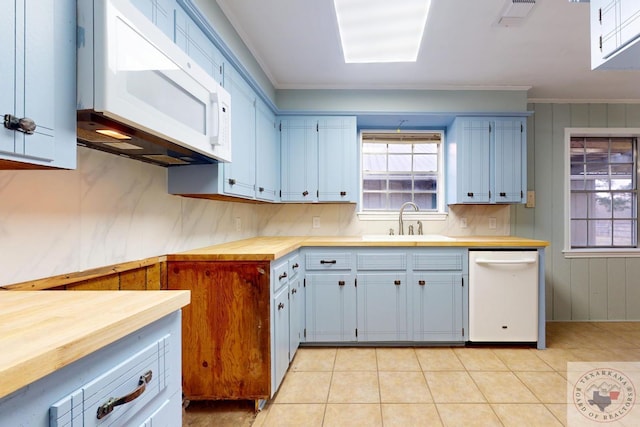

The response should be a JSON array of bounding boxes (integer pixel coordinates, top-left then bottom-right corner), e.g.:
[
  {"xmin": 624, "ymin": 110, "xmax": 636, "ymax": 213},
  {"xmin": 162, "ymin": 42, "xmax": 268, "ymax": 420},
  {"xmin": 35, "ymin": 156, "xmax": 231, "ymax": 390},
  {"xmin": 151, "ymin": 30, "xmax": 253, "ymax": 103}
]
[
  {"xmin": 512, "ymin": 102, "xmax": 640, "ymax": 321},
  {"xmin": 0, "ymin": 147, "xmax": 261, "ymax": 286}
]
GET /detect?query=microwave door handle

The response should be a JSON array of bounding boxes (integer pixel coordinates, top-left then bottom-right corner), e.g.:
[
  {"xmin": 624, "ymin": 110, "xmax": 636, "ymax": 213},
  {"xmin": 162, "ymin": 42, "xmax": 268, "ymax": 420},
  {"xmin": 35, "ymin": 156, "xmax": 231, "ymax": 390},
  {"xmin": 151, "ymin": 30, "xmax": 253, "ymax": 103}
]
[
  {"xmin": 474, "ymin": 258, "xmax": 537, "ymax": 265},
  {"xmin": 209, "ymin": 91, "xmax": 220, "ymax": 147}
]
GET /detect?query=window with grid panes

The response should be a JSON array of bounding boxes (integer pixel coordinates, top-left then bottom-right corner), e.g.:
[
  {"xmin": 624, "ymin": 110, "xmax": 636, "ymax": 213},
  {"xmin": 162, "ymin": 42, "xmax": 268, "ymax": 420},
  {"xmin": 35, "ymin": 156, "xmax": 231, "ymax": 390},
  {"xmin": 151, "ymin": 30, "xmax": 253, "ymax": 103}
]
[
  {"xmin": 361, "ymin": 132, "xmax": 442, "ymax": 211},
  {"xmin": 570, "ymin": 136, "xmax": 638, "ymax": 248}
]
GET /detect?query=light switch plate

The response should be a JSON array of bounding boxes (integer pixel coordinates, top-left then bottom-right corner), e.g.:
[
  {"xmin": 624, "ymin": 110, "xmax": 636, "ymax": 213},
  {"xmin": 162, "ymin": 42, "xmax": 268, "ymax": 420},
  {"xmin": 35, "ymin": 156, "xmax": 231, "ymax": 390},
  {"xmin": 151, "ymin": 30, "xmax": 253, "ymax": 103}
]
[
  {"xmin": 312, "ymin": 216, "xmax": 320, "ymax": 228},
  {"xmin": 526, "ymin": 190, "xmax": 535, "ymax": 208}
]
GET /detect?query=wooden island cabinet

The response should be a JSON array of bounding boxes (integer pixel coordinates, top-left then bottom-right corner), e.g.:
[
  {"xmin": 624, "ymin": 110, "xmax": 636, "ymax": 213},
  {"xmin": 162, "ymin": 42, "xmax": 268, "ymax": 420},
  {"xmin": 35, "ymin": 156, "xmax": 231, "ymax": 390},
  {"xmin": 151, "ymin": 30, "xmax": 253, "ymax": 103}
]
[{"xmin": 167, "ymin": 260, "xmax": 271, "ymax": 401}]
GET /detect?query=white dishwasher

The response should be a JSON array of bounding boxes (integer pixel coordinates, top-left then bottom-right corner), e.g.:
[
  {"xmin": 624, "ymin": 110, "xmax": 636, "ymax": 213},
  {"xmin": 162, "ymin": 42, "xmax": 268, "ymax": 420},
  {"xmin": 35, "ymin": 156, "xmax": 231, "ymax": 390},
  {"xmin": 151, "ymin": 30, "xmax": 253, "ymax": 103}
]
[{"xmin": 469, "ymin": 250, "xmax": 538, "ymax": 342}]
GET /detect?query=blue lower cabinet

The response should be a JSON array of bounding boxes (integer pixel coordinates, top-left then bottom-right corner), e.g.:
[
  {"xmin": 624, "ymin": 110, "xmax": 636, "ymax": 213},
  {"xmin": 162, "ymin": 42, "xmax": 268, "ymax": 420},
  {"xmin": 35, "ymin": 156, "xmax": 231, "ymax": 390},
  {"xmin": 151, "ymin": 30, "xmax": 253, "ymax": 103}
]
[
  {"xmin": 412, "ymin": 273, "xmax": 464, "ymax": 342},
  {"xmin": 305, "ymin": 273, "xmax": 357, "ymax": 342},
  {"xmin": 356, "ymin": 273, "xmax": 409, "ymax": 341},
  {"xmin": 273, "ymin": 284, "xmax": 290, "ymax": 390}
]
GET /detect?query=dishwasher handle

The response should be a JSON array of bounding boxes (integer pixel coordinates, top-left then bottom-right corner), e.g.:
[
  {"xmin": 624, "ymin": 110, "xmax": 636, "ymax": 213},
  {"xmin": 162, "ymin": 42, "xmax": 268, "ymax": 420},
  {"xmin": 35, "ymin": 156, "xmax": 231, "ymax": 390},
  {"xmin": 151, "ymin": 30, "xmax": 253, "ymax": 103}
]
[{"xmin": 474, "ymin": 258, "xmax": 537, "ymax": 265}]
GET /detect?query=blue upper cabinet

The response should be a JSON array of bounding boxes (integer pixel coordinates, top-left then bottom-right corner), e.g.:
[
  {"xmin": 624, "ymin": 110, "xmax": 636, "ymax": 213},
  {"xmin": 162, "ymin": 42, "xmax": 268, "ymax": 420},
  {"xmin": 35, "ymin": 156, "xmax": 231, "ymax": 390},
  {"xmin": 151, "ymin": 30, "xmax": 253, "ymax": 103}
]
[
  {"xmin": 0, "ymin": 0, "xmax": 75, "ymax": 169},
  {"xmin": 447, "ymin": 117, "xmax": 526, "ymax": 205},
  {"xmin": 280, "ymin": 116, "xmax": 358, "ymax": 203},
  {"xmin": 318, "ymin": 117, "xmax": 358, "ymax": 202},
  {"xmin": 174, "ymin": 2, "xmax": 225, "ymax": 86},
  {"xmin": 130, "ymin": 0, "xmax": 175, "ymax": 41},
  {"xmin": 280, "ymin": 117, "xmax": 319, "ymax": 202},
  {"xmin": 223, "ymin": 67, "xmax": 257, "ymax": 198},
  {"xmin": 256, "ymin": 99, "xmax": 280, "ymax": 201},
  {"xmin": 591, "ymin": 0, "xmax": 640, "ymax": 70}
]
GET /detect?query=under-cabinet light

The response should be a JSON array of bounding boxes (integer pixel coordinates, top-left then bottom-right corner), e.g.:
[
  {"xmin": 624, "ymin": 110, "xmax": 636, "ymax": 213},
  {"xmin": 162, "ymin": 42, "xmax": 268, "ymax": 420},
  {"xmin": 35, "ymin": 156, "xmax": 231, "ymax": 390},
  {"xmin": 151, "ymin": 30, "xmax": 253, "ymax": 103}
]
[
  {"xmin": 96, "ymin": 129, "xmax": 132, "ymax": 140},
  {"xmin": 333, "ymin": 0, "xmax": 431, "ymax": 63}
]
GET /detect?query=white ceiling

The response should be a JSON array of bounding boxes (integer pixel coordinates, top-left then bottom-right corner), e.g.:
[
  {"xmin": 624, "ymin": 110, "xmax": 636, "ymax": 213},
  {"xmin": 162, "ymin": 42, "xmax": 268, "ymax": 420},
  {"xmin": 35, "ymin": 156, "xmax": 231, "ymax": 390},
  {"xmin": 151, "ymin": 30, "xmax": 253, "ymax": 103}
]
[{"xmin": 215, "ymin": 0, "xmax": 640, "ymax": 101}]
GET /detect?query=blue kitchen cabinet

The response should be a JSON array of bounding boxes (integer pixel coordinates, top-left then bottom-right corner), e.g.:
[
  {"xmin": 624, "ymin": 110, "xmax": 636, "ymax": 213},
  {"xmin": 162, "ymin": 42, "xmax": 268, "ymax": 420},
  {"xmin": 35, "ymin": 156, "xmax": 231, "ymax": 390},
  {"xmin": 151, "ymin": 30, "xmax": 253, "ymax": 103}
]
[
  {"xmin": 318, "ymin": 117, "xmax": 358, "ymax": 202},
  {"xmin": 256, "ymin": 99, "xmax": 280, "ymax": 201},
  {"xmin": 273, "ymin": 279, "xmax": 290, "ymax": 391},
  {"xmin": 288, "ymin": 253, "xmax": 303, "ymax": 355},
  {"xmin": 174, "ymin": 1, "xmax": 225, "ymax": 85},
  {"xmin": 305, "ymin": 272, "xmax": 357, "ymax": 342},
  {"xmin": 280, "ymin": 117, "xmax": 319, "ymax": 202},
  {"xmin": 280, "ymin": 116, "xmax": 358, "ymax": 203},
  {"xmin": 356, "ymin": 273, "xmax": 409, "ymax": 341},
  {"xmin": 223, "ymin": 67, "xmax": 257, "ymax": 198},
  {"xmin": 131, "ymin": 0, "xmax": 176, "ymax": 41},
  {"xmin": 0, "ymin": 0, "xmax": 75, "ymax": 169},
  {"xmin": 591, "ymin": 0, "xmax": 640, "ymax": 70},
  {"xmin": 447, "ymin": 117, "xmax": 525, "ymax": 204}
]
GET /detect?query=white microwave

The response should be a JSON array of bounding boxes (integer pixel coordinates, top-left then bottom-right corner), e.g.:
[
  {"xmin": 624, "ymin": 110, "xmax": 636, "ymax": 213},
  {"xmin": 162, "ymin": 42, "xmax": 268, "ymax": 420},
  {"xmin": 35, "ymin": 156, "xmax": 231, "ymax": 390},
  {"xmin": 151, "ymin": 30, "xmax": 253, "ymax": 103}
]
[{"xmin": 77, "ymin": 0, "xmax": 231, "ymax": 166}]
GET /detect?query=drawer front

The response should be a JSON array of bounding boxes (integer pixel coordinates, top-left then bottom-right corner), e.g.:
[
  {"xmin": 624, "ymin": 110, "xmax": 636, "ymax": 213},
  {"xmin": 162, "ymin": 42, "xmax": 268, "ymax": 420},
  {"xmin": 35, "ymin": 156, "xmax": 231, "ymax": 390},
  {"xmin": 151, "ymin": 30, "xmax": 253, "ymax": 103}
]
[
  {"xmin": 305, "ymin": 252, "xmax": 351, "ymax": 270},
  {"xmin": 50, "ymin": 334, "xmax": 171, "ymax": 427},
  {"xmin": 289, "ymin": 254, "xmax": 301, "ymax": 278},
  {"xmin": 413, "ymin": 251, "xmax": 464, "ymax": 271},
  {"xmin": 273, "ymin": 259, "xmax": 290, "ymax": 290},
  {"xmin": 357, "ymin": 253, "xmax": 407, "ymax": 271}
]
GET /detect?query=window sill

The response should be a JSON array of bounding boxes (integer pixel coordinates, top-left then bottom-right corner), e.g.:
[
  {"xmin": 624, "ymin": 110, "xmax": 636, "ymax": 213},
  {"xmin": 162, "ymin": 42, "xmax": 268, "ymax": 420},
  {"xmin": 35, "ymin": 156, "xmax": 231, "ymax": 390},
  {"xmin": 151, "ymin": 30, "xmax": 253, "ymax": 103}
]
[
  {"xmin": 357, "ymin": 211, "xmax": 448, "ymax": 221},
  {"xmin": 563, "ymin": 248, "xmax": 640, "ymax": 258}
]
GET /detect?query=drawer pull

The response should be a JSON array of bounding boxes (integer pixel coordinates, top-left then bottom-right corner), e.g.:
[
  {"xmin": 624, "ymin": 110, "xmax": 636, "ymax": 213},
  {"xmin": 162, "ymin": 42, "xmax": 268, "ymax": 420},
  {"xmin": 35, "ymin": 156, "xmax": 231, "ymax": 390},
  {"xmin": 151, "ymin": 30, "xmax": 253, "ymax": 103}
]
[
  {"xmin": 467, "ymin": 192, "xmax": 474, "ymax": 197},
  {"xmin": 394, "ymin": 280, "xmax": 401, "ymax": 285},
  {"xmin": 320, "ymin": 260, "xmax": 337, "ymax": 265},
  {"xmin": 338, "ymin": 280, "xmax": 345, "ymax": 286},
  {"xmin": 418, "ymin": 280, "xmax": 426, "ymax": 286},
  {"xmin": 499, "ymin": 192, "xmax": 506, "ymax": 197},
  {"xmin": 340, "ymin": 191, "xmax": 347, "ymax": 196},
  {"xmin": 279, "ymin": 272, "xmax": 288, "ymax": 280},
  {"xmin": 97, "ymin": 370, "xmax": 153, "ymax": 419},
  {"xmin": 302, "ymin": 190, "xmax": 309, "ymax": 197},
  {"xmin": 278, "ymin": 302, "xmax": 285, "ymax": 310}
]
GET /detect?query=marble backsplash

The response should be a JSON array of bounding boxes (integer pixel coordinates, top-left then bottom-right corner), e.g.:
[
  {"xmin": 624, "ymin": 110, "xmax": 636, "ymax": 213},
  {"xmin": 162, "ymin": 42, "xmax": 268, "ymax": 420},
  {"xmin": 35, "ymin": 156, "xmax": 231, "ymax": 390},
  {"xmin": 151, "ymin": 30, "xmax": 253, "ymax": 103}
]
[{"xmin": 0, "ymin": 147, "xmax": 509, "ymax": 286}]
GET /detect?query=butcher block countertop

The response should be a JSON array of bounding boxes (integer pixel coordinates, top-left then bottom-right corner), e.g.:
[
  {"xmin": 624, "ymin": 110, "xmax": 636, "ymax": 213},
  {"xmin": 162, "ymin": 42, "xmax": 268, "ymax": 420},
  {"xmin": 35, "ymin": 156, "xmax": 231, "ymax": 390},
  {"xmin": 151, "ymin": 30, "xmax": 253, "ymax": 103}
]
[
  {"xmin": 0, "ymin": 290, "xmax": 190, "ymax": 399},
  {"xmin": 167, "ymin": 235, "xmax": 550, "ymax": 262}
]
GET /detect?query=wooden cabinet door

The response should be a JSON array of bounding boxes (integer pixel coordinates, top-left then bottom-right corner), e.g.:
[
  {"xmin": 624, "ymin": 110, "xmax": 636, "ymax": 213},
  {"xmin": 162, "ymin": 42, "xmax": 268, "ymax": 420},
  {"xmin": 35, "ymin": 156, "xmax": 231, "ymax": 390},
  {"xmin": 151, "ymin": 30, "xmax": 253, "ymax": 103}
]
[
  {"xmin": 305, "ymin": 273, "xmax": 356, "ymax": 341},
  {"xmin": 457, "ymin": 119, "xmax": 491, "ymax": 203},
  {"xmin": 273, "ymin": 284, "xmax": 290, "ymax": 391},
  {"xmin": 280, "ymin": 117, "xmax": 318, "ymax": 202},
  {"xmin": 318, "ymin": 117, "xmax": 357, "ymax": 202},
  {"xmin": 356, "ymin": 273, "xmax": 409, "ymax": 341},
  {"xmin": 412, "ymin": 273, "xmax": 464, "ymax": 342},
  {"xmin": 256, "ymin": 99, "xmax": 280, "ymax": 201},
  {"xmin": 168, "ymin": 261, "xmax": 271, "ymax": 400},
  {"xmin": 494, "ymin": 118, "xmax": 525, "ymax": 203},
  {"xmin": 224, "ymin": 68, "xmax": 256, "ymax": 198}
]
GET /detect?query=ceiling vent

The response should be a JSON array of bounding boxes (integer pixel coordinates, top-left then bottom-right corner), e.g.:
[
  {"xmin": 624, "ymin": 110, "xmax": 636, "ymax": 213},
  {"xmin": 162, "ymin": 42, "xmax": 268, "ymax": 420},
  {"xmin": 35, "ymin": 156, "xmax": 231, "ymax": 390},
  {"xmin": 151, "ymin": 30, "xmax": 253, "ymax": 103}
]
[{"xmin": 497, "ymin": 0, "xmax": 536, "ymax": 27}]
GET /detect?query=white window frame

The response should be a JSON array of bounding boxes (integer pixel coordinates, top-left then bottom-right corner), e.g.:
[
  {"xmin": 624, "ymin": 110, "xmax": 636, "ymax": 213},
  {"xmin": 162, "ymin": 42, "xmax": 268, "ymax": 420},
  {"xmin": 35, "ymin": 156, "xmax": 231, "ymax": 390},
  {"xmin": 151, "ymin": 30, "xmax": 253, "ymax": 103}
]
[
  {"xmin": 563, "ymin": 127, "xmax": 640, "ymax": 258},
  {"xmin": 357, "ymin": 129, "xmax": 447, "ymax": 221}
]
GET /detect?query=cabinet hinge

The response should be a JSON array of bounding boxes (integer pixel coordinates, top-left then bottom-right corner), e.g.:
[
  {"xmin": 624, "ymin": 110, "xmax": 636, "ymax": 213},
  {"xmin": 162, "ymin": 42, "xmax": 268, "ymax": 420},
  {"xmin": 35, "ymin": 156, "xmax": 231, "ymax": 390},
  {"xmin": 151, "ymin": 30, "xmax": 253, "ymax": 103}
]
[
  {"xmin": 462, "ymin": 327, "xmax": 465, "ymax": 337},
  {"xmin": 598, "ymin": 7, "xmax": 602, "ymax": 24},
  {"xmin": 355, "ymin": 328, "xmax": 358, "ymax": 337},
  {"xmin": 520, "ymin": 123, "xmax": 523, "ymax": 132},
  {"xmin": 489, "ymin": 123, "xmax": 492, "ymax": 133},
  {"xmin": 279, "ymin": 123, "xmax": 282, "ymax": 132},
  {"xmin": 355, "ymin": 278, "xmax": 357, "ymax": 287},
  {"xmin": 521, "ymin": 190, "xmax": 524, "ymax": 199},
  {"xmin": 279, "ymin": 190, "xmax": 282, "ymax": 198},
  {"xmin": 304, "ymin": 328, "xmax": 307, "ymax": 338},
  {"xmin": 489, "ymin": 190, "xmax": 491, "ymax": 199},
  {"xmin": 316, "ymin": 123, "xmax": 319, "ymax": 132},
  {"xmin": 303, "ymin": 278, "xmax": 306, "ymax": 287},
  {"xmin": 461, "ymin": 277, "xmax": 464, "ymax": 287},
  {"xmin": 317, "ymin": 190, "xmax": 319, "ymax": 198}
]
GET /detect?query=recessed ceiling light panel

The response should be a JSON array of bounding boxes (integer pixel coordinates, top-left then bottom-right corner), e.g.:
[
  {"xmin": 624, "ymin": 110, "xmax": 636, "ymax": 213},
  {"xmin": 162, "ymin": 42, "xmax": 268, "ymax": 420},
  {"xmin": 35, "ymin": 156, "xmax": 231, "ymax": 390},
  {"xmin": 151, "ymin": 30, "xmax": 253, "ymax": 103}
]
[{"xmin": 334, "ymin": 0, "xmax": 431, "ymax": 63}]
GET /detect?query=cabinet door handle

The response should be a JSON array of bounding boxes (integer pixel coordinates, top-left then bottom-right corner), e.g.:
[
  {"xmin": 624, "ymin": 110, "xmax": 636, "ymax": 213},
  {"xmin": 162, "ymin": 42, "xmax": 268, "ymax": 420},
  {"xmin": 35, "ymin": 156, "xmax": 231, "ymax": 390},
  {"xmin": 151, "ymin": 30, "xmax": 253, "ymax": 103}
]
[
  {"xmin": 279, "ymin": 272, "xmax": 288, "ymax": 280},
  {"xmin": 292, "ymin": 263, "xmax": 299, "ymax": 269},
  {"xmin": 259, "ymin": 187, "xmax": 265, "ymax": 192},
  {"xmin": 291, "ymin": 288, "xmax": 297, "ymax": 294},
  {"xmin": 278, "ymin": 302, "xmax": 285, "ymax": 310},
  {"xmin": 418, "ymin": 280, "xmax": 426, "ymax": 286},
  {"xmin": 302, "ymin": 190, "xmax": 309, "ymax": 197},
  {"xmin": 228, "ymin": 178, "xmax": 236, "ymax": 185},
  {"xmin": 3, "ymin": 114, "xmax": 36, "ymax": 135},
  {"xmin": 499, "ymin": 192, "xmax": 506, "ymax": 197},
  {"xmin": 394, "ymin": 280, "xmax": 401, "ymax": 286},
  {"xmin": 320, "ymin": 260, "xmax": 337, "ymax": 265},
  {"xmin": 340, "ymin": 191, "xmax": 347, "ymax": 196},
  {"xmin": 338, "ymin": 280, "xmax": 345, "ymax": 286},
  {"xmin": 97, "ymin": 370, "xmax": 153, "ymax": 419},
  {"xmin": 467, "ymin": 192, "xmax": 474, "ymax": 197}
]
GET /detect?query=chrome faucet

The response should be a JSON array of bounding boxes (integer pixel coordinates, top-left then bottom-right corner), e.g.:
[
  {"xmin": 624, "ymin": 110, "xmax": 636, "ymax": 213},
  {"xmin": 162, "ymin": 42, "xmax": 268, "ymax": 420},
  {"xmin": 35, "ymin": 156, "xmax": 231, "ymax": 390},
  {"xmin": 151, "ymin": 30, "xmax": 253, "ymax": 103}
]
[{"xmin": 398, "ymin": 202, "xmax": 419, "ymax": 235}]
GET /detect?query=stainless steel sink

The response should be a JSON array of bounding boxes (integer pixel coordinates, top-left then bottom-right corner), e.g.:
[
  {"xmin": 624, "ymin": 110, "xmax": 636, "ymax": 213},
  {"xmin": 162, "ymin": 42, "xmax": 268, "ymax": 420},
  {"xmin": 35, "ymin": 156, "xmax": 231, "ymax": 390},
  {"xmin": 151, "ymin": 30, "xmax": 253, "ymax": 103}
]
[{"xmin": 361, "ymin": 234, "xmax": 455, "ymax": 242}]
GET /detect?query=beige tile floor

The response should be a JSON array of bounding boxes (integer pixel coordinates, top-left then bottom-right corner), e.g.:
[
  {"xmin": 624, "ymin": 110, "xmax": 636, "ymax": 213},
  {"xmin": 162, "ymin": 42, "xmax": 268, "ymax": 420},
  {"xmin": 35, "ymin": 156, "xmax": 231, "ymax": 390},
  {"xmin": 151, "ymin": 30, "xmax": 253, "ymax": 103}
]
[{"xmin": 184, "ymin": 322, "xmax": 640, "ymax": 426}]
